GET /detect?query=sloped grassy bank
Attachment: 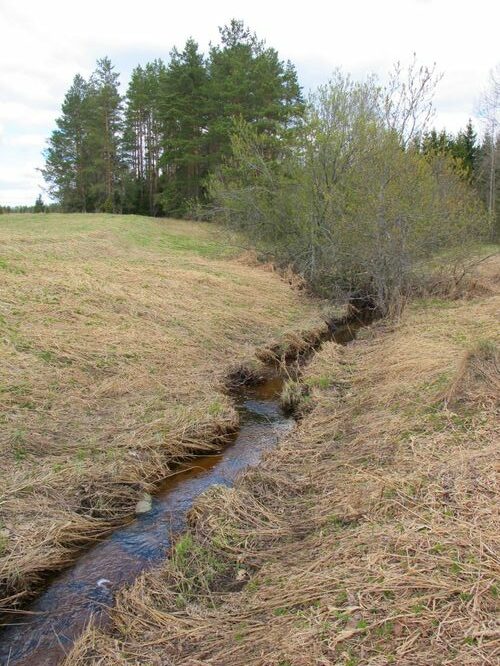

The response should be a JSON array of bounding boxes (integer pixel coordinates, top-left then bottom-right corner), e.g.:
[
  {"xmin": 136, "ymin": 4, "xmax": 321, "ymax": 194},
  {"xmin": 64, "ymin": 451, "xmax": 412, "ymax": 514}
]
[
  {"xmin": 0, "ymin": 213, "xmax": 326, "ymax": 615},
  {"xmin": 67, "ymin": 256, "xmax": 499, "ymax": 666}
]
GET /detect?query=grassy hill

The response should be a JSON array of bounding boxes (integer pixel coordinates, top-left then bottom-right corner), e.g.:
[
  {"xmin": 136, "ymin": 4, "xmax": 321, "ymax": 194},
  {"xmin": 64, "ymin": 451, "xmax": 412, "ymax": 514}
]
[
  {"xmin": 67, "ymin": 255, "xmax": 499, "ymax": 666},
  {"xmin": 0, "ymin": 213, "xmax": 324, "ymax": 609}
]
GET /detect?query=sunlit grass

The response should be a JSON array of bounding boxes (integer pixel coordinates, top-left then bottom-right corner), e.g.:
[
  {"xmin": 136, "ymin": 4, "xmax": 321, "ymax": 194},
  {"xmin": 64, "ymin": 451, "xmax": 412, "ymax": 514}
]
[{"xmin": 0, "ymin": 212, "xmax": 323, "ymax": 610}]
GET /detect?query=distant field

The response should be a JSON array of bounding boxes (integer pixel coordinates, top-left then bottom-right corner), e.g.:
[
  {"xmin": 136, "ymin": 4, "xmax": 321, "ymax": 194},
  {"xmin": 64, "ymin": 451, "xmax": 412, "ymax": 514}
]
[{"xmin": 0, "ymin": 213, "xmax": 323, "ymax": 609}]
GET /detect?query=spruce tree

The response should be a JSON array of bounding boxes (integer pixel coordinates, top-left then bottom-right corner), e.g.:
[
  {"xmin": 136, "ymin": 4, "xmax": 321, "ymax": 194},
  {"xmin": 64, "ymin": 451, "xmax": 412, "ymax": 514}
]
[
  {"xmin": 33, "ymin": 194, "xmax": 45, "ymax": 213},
  {"xmin": 421, "ymin": 122, "xmax": 479, "ymax": 182},
  {"xmin": 457, "ymin": 119, "xmax": 479, "ymax": 179}
]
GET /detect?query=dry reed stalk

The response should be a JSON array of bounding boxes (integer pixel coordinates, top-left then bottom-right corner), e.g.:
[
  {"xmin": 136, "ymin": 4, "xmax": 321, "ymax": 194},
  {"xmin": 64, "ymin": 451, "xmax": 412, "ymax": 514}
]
[
  {"xmin": 0, "ymin": 213, "xmax": 325, "ymax": 613},
  {"xmin": 65, "ymin": 255, "xmax": 499, "ymax": 665}
]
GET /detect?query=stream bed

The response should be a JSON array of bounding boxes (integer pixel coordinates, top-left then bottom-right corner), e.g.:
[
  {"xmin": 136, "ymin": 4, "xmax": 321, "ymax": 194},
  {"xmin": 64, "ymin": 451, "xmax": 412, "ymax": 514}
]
[
  {"xmin": 0, "ymin": 376, "xmax": 292, "ymax": 665},
  {"xmin": 0, "ymin": 316, "xmax": 368, "ymax": 665}
]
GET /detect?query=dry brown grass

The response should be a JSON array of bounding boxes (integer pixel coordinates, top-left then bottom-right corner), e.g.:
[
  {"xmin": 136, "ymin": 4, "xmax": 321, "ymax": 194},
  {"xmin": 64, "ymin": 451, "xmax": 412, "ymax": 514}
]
[
  {"xmin": 0, "ymin": 213, "xmax": 325, "ymax": 612},
  {"xmin": 66, "ymin": 254, "xmax": 499, "ymax": 665},
  {"xmin": 445, "ymin": 339, "xmax": 499, "ymax": 409},
  {"xmin": 414, "ymin": 249, "xmax": 500, "ymax": 301}
]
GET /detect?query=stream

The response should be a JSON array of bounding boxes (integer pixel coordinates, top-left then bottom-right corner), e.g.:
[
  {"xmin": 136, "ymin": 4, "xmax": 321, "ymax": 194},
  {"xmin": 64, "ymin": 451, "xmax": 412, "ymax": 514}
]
[
  {"xmin": 0, "ymin": 376, "xmax": 292, "ymax": 665},
  {"xmin": 0, "ymin": 316, "xmax": 368, "ymax": 665}
]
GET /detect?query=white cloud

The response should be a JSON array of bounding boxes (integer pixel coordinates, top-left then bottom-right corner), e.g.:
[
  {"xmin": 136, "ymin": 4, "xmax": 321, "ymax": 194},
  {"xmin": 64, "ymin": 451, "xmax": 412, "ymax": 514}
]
[
  {"xmin": 0, "ymin": 0, "xmax": 499, "ymax": 205},
  {"xmin": 0, "ymin": 159, "xmax": 45, "ymax": 207},
  {"xmin": 4, "ymin": 134, "xmax": 47, "ymax": 148},
  {"xmin": 0, "ymin": 102, "xmax": 57, "ymax": 127},
  {"xmin": 0, "ymin": 165, "xmax": 41, "ymax": 186}
]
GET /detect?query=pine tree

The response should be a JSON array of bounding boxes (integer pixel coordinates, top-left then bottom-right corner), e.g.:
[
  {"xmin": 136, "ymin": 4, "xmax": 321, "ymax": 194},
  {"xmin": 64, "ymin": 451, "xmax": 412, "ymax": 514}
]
[
  {"xmin": 43, "ymin": 24, "xmax": 306, "ymax": 217},
  {"xmin": 44, "ymin": 61, "xmax": 124, "ymax": 214},
  {"xmin": 206, "ymin": 20, "xmax": 304, "ymax": 169},
  {"xmin": 159, "ymin": 39, "xmax": 209, "ymax": 215},
  {"xmin": 124, "ymin": 61, "xmax": 164, "ymax": 214},
  {"xmin": 123, "ymin": 65, "xmax": 147, "ymax": 212},
  {"xmin": 43, "ymin": 74, "xmax": 91, "ymax": 211},
  {"xmin": 87, "ymin": 58, "xmax": 124, "ymax": 212}
]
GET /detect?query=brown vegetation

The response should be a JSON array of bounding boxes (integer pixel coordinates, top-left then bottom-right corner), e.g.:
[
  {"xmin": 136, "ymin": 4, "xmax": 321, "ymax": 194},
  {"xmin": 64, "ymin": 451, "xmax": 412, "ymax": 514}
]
[
  {"xmin": 0, "ymin": 213, "xmax": 324, "ymax": 612},
  {"xmin": 66, "ymin": 255, "xmax": 499, "ymax": 665}
]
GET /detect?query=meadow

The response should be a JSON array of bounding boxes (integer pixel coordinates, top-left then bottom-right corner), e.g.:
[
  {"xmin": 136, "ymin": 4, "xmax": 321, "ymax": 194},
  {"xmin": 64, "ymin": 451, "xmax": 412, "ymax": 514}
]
[
  {"xmin": 0, "ymin": 213, "xmax": 323, "ymax": 610},
  {"xmin": 67, "ymin": 255, "xmax": 499, "ymax": 666}
]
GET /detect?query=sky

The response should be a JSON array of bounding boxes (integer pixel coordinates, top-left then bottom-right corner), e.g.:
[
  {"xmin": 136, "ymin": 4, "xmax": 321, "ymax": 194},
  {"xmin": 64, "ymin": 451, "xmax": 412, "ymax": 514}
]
[{"xmin": 0, "ymin": 0, "xmax": 499, "ymax": 206}]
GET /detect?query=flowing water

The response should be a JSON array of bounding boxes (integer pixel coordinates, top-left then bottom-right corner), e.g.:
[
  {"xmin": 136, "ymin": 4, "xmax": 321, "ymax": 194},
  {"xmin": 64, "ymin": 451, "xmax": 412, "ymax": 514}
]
[
  {"xmin": 0, "ymin": 376, "xmax": 292, "ymax": 665},
  {"xmin": 0, "ymin": 316, "xmax": 370, "ymax": 665}
]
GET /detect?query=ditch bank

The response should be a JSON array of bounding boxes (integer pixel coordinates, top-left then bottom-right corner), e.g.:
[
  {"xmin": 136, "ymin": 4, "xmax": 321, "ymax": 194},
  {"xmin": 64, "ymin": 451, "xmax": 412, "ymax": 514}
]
[{"xmin": 0, "ymin": 309, "xmax": 375, "ymax": 666}]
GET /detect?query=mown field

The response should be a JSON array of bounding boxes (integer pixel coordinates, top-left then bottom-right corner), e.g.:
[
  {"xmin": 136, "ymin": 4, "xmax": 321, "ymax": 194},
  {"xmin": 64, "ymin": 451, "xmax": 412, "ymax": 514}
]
[
  {"xmin": 67, "ymin": 255, "xmax": 499, "ymax": 665},
  {"xmin": 0, "ymin": 213, "xmax": 324, "ymax": 611}
]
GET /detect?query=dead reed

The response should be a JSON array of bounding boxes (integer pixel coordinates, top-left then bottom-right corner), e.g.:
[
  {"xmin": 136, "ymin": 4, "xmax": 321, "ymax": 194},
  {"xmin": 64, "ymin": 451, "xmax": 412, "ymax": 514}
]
[
  {"xmin": 0, "ymin": 213, "xmax": 324, "ymax": 613},
  {"xmin": 66, "ymin": 254, "xmax": 499, "ymax": 665}
]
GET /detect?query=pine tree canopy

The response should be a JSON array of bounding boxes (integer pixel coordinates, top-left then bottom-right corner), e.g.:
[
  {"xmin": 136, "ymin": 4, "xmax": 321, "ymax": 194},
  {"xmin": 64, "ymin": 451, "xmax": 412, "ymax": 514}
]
[
  {"xmin": 43, "ymin": 21, "xmax": 492, "ymax": 221},
  {"xmin": 43, "ymin": 20, "xmax": 304, "ymax": 217}
]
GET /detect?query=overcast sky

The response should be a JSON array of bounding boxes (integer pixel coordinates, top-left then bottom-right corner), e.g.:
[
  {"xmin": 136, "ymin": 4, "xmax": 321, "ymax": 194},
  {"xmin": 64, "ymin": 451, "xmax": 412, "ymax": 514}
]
[{"xmin": 1, "ymin": 0, "xmax": 499, "ymax": 206}]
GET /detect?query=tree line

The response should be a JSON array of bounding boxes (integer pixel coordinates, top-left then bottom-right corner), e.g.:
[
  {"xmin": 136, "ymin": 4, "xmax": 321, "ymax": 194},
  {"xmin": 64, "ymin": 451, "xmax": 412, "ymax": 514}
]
[
  {"xmin": 41, "ymin": 22, "xmax": 498, "ymax": 234},
  {"xmin": 0, "ymin": 195, "xmax": 56, "ymax": 214},
  {"xmin": 41, "ymin": 24, "xmax": 499, "ymax": 230},
  {"xmin": 42, "ymin": 20, "xmax": 303, "ymax": 217},
  {"xmin": 38, "ymin": 24, "xmax": 497, "ymax": 313},
  {"xmin": 416, "ymin": 121, "xmax": 499, "ymax": 222}
]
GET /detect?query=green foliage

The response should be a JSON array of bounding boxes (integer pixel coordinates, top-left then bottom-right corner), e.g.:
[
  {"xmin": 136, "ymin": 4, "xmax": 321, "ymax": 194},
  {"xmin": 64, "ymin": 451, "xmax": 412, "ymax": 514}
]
[
  {"xmin": 158, "ymin": 39, "xmax": 209, "ymax": 215},
  {"xmin": 43, "ymin": 59, "xmax": 123, "ymax": 213},
  {"xmin": 43, "ymin": 21, "xmax": 303, "ymax": 218},
  {"xmin": 211, "ymin": 70, "xmax": 488, "ymax": 314},
  {"xmin": 86, "ymin": 57, "xmax": 124, "ymax": 212},
  {"xmin": 417, "ymin": 117, "xmax": 499, "ymax": 238},
  {"xmin": 43, "ymin": 73, "xmax": 91, "ymax": 211},
  {"xmin": 123, "ymin": 60, "xmax": 165, "ymax": 215},
  {"xmin": 418, "ymin": 120, "xmax": 479, "ymax": 182},
  {"xmin": 33, "ymin": 194, "xmax": 46, "ymax": 213},
  {"xmin": 207, "ymin": 20, "xmax": 303, "ymax": 164},
  {"xmin": 171, "ymin": 532, "xmax": 231, "ymax": 605}
]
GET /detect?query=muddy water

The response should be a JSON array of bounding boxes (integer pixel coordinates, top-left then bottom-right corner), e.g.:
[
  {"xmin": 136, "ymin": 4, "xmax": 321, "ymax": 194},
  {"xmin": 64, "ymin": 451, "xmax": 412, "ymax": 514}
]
[
  {"xmin": 0, "ymin": 377, "xmax": 292, "ymax": 665},
  {"xmin": 0, "ymin": 316, "xmax": 369, "ymax": 665}
]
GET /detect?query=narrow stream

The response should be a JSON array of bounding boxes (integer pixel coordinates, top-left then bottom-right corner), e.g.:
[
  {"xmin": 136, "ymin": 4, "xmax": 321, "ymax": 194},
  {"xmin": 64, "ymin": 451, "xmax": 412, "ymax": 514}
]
[
  {"xmin": 0, "ymin": 316, "xmax": 369, "ymax": 665},
  {"xmin": 0, "ymin": 376, "xmax": 292, "ymax": 665}
]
